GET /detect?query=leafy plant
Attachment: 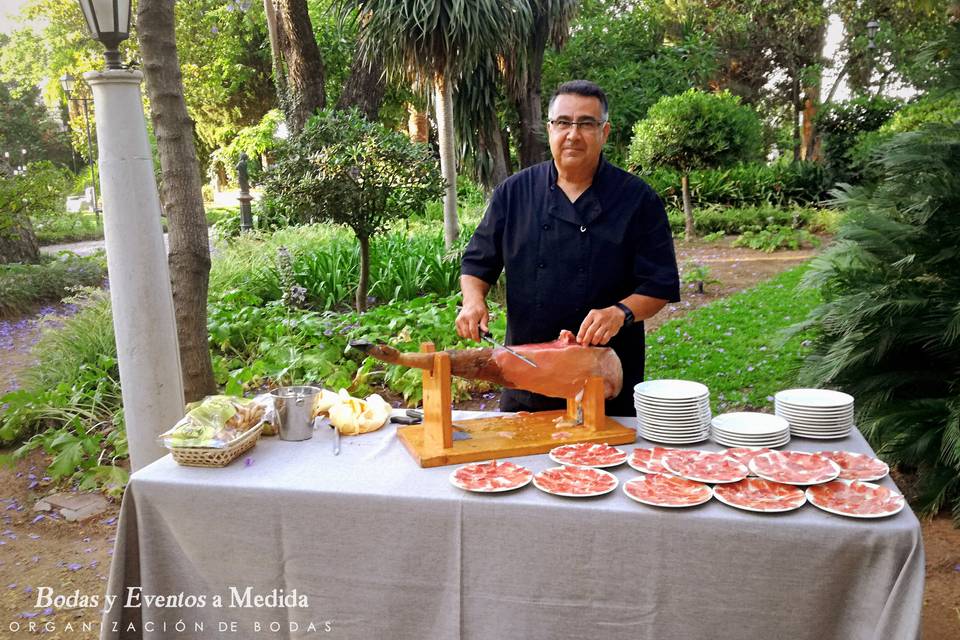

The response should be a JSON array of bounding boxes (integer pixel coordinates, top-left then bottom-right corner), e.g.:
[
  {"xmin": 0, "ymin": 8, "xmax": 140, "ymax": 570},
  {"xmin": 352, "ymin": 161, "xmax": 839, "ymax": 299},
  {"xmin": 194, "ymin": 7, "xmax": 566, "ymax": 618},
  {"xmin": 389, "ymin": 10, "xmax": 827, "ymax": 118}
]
[
  {"xmin": 790, "ymin": 122, "xmax": 960, "ymax": 522},
  {"xmin": 681, "ymin": 261, "xmax": 720, "ymax": 294},
  {"xmin": 261, "ymin": 109, "xmax": 444, "ymax": 310},
  {"xmin": 664, "ymin": 204, "xmax": 821, "ymax": 237},
  {"xmin": 733, "ymin": 225, "xmax": 820, "ymax": 253},
  {"xmin": 629, "ymin": 89, "xmax": 763, "ymax": 239},
  {"xmin": 0, "ymin": 252, "xmax": 106, "ymax": 317}
]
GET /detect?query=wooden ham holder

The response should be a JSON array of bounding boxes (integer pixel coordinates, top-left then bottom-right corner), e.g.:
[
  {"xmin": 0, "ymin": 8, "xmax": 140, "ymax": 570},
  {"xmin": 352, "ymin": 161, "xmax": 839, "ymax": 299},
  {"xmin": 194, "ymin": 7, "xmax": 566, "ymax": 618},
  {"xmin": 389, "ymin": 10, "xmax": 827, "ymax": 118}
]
[{"xmin": 396, "ymin": 342, "xmax": 636, "ymax": 468}]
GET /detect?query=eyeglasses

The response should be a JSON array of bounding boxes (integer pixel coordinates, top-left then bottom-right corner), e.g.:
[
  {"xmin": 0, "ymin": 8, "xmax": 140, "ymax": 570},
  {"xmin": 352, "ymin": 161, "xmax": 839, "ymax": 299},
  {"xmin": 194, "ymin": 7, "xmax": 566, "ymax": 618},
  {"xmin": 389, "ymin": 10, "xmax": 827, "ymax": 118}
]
[{"xmin": 548, "ymin": 119, "xmax": 606, "ymax": 132}]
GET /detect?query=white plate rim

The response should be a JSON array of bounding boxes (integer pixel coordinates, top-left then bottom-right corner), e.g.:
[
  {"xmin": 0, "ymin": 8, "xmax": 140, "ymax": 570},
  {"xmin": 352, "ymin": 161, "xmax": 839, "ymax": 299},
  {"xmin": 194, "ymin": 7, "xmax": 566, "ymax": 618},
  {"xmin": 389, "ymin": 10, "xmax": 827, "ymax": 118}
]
[
  {"xmin": 449, "ymin": 462, "xmax": 533, "ymax": 493},
  {"xmin": 634, "ymin": 379, "xmax": 710, "ymax": 400},
  {"xmin": 749, "ymin": 452, "xmax": 842, "ymax": 485},
  {"xmin": 547, "ymin": 443, "xmax": 627, "ymax": 468},
  {"xmin": 622, "ymin": 475, "xmax": 713, "ymax": 508},
  {"xmin": 713, "ymin": 479, "xmax": 807, "ymax": 513},
  {"xmin": 661, "ymin": 453, "xmax": 749, "ymax": 484},
  {"xmin": 815, "ymin": 451, "xmax": 890, "ymax": 482},
  {"xmin": 532, "ymin": 466, "xmax": 620, "ymax": 498},
  {"xmin": 775, "ymin": 388, "xmax": 855, "ymax": 407},
  {"xmin": 711, "ymin": 412, "xmax": 790, "ymax": 435},
  {"xmin": 804, "ymin": 479, "xmax": 905, "ymax": 518}
]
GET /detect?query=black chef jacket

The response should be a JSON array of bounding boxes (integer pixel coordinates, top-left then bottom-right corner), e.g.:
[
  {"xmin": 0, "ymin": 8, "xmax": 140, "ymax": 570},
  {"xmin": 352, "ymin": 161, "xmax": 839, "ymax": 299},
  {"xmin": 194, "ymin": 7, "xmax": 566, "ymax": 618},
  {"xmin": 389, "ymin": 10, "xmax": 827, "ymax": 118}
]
[{"xmin": 461, "ymin": 157, "xmax": 680, "ymax": 416}]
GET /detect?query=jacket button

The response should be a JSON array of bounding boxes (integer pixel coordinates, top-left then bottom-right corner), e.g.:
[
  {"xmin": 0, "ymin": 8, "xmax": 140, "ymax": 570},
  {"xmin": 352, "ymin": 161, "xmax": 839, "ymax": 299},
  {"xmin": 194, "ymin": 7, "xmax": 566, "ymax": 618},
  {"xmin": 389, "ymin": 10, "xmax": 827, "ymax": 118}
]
[
  {"xmin": 538, "ymin": 263, "xmax": 545, "ymax": 269},
  {"xmin": 578, "ymin": 266, "xmax": 585, "ymax": 273},
  {"xmin": 580, "ymin": 226, "xmax": 587, "ymax": 233},
  {"xmin": 542, "ymin": 224, "xmax": 550, "ymax": 230}
]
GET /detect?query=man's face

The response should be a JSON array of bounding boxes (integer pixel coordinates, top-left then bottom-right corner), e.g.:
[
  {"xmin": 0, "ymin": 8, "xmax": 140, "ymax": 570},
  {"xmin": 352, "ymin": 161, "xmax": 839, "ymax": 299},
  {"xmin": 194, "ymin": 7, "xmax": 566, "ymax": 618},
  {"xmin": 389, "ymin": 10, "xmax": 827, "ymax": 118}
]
[{"xmin": 547, "ymin": 93, "xmax": 611, "ymax": 173}]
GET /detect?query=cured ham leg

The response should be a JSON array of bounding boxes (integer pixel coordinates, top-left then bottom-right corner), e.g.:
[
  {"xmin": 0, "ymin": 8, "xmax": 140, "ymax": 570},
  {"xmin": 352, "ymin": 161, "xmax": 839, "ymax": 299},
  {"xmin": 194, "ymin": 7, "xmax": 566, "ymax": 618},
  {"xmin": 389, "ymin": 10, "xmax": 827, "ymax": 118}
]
[{"xmin": 350, "ymin": 330, "xmax": 623, "ymax": 400}]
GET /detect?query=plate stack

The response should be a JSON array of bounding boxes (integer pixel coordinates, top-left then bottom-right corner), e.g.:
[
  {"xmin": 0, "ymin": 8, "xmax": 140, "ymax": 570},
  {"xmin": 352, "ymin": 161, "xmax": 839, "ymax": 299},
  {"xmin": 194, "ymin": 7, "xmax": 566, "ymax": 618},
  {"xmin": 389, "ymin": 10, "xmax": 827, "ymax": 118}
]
[
  {"xmin": 634, "ymin": 380, "xmax": 711, "ymax": 444},
  {"xmin": 774, "ymin": 389, "xmax": 855, "ymax": 439},
  {"xmin": 710, "ymin": 412, "xmax": 790, "ymax": 448}
]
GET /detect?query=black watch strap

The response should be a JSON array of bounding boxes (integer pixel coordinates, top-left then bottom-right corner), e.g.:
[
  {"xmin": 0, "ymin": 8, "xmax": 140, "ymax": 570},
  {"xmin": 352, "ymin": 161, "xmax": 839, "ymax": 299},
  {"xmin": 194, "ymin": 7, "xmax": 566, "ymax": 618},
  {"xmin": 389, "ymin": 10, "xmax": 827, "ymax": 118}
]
[{"xmin": 614, "ymin": 302, "xmax": 635, "ymax": 327}]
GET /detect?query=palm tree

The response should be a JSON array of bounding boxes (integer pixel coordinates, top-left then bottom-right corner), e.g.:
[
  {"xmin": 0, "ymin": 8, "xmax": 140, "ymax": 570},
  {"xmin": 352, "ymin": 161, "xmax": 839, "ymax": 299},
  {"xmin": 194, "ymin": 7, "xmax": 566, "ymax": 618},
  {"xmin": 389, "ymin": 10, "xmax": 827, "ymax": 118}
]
[
  {"xmin": 502, "ymin": 0, "xmax": 578, "ymax": 168},
  {"xmin": 338, "ymin": 1, "xmax": 532, "ymax": 249}
]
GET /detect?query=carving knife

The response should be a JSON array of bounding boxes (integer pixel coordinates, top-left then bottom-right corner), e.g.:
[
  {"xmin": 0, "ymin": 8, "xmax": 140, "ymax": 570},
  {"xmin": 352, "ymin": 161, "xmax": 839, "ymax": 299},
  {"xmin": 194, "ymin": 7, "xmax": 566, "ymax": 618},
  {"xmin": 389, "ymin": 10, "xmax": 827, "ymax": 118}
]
[{"xmin": 481, "ymin": 331, "xmax": 538, "ymax": 368}]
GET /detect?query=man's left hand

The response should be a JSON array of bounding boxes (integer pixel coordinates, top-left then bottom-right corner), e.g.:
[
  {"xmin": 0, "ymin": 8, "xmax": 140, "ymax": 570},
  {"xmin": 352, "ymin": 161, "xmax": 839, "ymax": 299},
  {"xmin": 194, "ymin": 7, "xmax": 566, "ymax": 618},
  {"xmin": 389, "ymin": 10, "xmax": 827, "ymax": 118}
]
[{"xmin": 576, "ymin": 306, "xmax": 625, "ymax": 346}]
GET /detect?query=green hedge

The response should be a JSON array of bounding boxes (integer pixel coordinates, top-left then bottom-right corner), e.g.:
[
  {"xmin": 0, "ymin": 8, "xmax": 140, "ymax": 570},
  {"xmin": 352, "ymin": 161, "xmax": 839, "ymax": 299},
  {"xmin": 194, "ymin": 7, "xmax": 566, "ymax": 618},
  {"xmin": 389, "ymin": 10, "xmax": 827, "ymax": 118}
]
[
  {"xmin": 642, "ymin": 160, "xmax": 828, "ymax": 211},
  {"xmin": 0, "ymin": 254, "xmax": 107, "ymax": 318}
]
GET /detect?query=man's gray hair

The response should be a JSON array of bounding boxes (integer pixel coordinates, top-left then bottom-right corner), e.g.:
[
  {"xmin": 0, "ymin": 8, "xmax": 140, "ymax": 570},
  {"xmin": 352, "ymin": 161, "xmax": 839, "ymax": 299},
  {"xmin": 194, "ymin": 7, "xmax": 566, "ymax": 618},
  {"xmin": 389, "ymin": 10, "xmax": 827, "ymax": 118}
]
[{"xmin": 548, "ymin": 80, "xmax": 609, "ymax": 121}]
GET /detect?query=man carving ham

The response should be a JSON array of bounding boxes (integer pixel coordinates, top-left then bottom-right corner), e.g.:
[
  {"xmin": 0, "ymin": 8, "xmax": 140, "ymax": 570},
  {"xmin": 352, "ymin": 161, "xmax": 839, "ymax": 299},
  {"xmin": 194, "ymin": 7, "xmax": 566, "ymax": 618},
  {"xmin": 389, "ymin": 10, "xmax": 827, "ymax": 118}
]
[{"xmin": 456, "ymin": 80, "xmax": 680, "ymax": 416}]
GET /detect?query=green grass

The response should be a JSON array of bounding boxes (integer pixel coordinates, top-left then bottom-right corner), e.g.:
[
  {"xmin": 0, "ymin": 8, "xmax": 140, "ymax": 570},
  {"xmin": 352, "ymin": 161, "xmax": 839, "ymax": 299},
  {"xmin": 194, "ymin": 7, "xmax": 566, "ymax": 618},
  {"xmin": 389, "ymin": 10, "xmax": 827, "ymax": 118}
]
[
  {"xmin": 646, "ymin": 265, "xmax": 820, "ymax": 412},
  {"xmin": 33, "ymin": 213, "xmax": 104, "ymax": 245},
  {"xmin": 0, "ymin": 254, "xmax": 107, "ymax": 318}
]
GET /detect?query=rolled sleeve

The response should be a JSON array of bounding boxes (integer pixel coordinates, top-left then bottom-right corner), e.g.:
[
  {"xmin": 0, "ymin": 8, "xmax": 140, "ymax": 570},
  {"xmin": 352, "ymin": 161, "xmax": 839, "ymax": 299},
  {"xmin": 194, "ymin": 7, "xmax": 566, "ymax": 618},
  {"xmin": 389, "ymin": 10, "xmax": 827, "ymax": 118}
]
[
  {"xmin": 461, "ymin": 189, "xmax": 506, "ymax": 286},
  {"xmin": 633, "ymin": 189, "xmax": 681, "ymax": 302}
]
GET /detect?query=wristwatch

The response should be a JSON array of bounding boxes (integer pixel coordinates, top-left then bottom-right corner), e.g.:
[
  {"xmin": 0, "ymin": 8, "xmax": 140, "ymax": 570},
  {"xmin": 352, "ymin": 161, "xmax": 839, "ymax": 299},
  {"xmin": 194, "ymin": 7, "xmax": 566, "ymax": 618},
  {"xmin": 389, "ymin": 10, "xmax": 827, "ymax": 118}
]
[{"xmin": 614, "ymin": 302, "xmax": 635, "ymax": 327}]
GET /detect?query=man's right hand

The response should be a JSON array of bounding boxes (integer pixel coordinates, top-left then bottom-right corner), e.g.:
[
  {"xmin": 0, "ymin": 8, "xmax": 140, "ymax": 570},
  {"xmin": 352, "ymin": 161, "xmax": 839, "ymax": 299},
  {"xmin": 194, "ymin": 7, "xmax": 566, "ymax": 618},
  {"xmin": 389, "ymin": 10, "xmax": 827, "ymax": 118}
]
[{"xmin": 456, "ymin": 301, "xmax": 490, "ymax": 343}]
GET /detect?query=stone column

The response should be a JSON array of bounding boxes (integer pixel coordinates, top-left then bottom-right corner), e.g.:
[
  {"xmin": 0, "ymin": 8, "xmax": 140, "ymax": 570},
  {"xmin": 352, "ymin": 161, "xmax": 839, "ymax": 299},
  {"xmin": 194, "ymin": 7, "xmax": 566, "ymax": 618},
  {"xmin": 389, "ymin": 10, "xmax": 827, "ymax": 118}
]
[{"xmin": 85, "ymin": 69, "xmax": 184, "ymax": 471}]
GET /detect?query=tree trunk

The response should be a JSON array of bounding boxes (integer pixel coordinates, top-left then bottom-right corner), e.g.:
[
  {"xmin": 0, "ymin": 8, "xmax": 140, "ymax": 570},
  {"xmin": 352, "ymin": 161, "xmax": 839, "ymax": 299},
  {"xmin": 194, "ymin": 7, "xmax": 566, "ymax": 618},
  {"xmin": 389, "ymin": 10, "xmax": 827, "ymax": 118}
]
[
  {"xmin": 262, "ymin": 0, "xmax": 288, "ymax": 110},
  {"xmin": 434, "ymin": 75, "xmax": 459, "ymax": 250},
  {"xmin": 480, "ymin": 122, "xmax": 510, "ymax": 189},
  {"xmin": 681, "ymin": 173, "xmax": 695, "ymax": 241},
  {"xmin": 792, "ymin": 73, "xmax": 802, "ymax": 162},
  {"xmin": 276, "ymin": 0, "xmax": 326, "ymax": 134},
  {"xmin": 407, "ymin": 103, "xmax": 430, "ymax": 143},
  {"xmin": 356, "ymin": 234, "xmax": 369, "ymax": 312},
  {"xmin": 0, "ymin": 215, "xmax": 40, "ymax": 265},
  {"xmin": 801, "ymin": 89, "xmax": 819, "ymax": 161},
  {"xmin": 513, "ymin": 14, "xmax": 549, "ymax": 168},
  {"xmin": 335, "ymin": 48, "xmax": 386, "ymax": 121},
  {"xmin": 138, "ymin": 0, "xmax": 217, "ymax": 402}
]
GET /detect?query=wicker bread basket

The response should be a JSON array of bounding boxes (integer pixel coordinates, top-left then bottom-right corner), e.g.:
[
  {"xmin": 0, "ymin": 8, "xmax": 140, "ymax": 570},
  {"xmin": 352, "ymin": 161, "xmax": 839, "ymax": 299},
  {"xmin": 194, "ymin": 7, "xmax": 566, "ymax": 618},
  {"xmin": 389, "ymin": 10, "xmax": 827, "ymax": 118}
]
[{"xmin": 170, "ymin": 422, "xmax": 264, "ymax": 467}]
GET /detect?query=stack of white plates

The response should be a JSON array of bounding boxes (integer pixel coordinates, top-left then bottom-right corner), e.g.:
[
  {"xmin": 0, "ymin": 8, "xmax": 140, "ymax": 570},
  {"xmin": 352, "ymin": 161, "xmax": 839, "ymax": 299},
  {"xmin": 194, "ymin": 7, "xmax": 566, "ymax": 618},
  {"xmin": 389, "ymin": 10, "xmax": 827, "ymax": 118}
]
[
  {"xmin": 774, "ymin": 389, "xmax": 855, "ymax": 439},
  {"xmin": 634, "ymin": 380, "xmax": 711, "ymax": 444},
  {"xmin": 711, "ymin": 412, "xmax": 790, "ymax": 448}
]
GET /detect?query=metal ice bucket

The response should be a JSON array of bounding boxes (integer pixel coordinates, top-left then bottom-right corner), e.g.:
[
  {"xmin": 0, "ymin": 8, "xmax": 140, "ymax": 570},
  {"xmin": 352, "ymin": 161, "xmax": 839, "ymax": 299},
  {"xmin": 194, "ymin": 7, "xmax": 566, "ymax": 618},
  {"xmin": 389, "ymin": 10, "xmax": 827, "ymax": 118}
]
[{"xmin": 270, "ymin": 386, "xmax": 320, "ymax": 441}]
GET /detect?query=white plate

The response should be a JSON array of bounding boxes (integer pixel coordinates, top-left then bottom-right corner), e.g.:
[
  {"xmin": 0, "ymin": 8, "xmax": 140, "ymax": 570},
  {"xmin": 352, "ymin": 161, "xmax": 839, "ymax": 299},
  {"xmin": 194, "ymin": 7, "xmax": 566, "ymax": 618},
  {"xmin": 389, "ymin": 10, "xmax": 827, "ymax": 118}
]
[
  {"xmin": 636, "ymin": 405, "xmax": 711, "ymax": 418},
  {"xmin": 713, "ymin": 478, "xmax": 806, "ymax": 513},
  {"xmin": 662, "ymin": 451, "xmax": 750, "ymax": 484},
  {"xmin": 548, "ymin": 443, "xmax": 627, "ymax": 468},
  {"xmin": 712, "ymin": 436, "xmax": 790, "ymax": 449},
  {"xmin": 639, "ymin": 430, "xmax": 710, "ymax": 445},
  {"xmin": 816, "ymin": 451, "xmax": 889, "ymax": 481},
  {"xmin": 532, "ymin": 466, "xmax": 619, "ymax": 498},
  {"xmin": 749, "ymin": 451, "xmax": 842, "ymax": 485},
  {"xmin": 789, "ymin": 430, "xmax": 853, "ymax": 440},
  {"xmin": 622, "ymin": 475, "xmax": 713, "ymax": 508},
  {"xmin": 777, "ymin": 412, "xmax": 854, "ymax": 425},
  {"xmin": 634, "ymin": 379, "xmax": 710, "ymax": 400},
  {"xmin": 712, "ymin": 427, "xmax": 790, "ymax": 440},
  {"xmin": 711, "ymin": 412, "xmax": 790, "ymax": 436},
  {"xmin": 775, "ymin": 388, "xmax": 854, "ymax": 408},
  {"xmin": 639, "ymin": 422, "xmax": 711, "ymax": 434},
  {"xmin": 449, "ymin": 461, "xmax": 533, "ymax": 493},
  {"xmin": 805, "ymin": 479, "xmax": 905, "ymax": 518},
  {"xmin": 776, "ymin": 405, "xmax": 854, "ymax": 417}
]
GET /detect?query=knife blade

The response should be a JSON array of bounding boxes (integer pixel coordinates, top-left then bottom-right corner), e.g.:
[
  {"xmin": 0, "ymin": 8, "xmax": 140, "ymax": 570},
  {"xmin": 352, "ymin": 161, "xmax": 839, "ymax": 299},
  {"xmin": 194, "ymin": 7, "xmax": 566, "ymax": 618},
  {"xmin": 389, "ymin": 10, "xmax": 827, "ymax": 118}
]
[{"xmin": 481, "ymin": 331, "xmax": 538, "ymax": 368}]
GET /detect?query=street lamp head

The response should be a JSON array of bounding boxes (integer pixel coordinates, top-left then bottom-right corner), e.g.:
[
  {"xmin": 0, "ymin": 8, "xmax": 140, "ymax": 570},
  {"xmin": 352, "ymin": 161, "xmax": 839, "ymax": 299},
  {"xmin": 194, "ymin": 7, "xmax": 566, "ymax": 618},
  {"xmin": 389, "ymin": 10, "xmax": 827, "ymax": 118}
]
[
  {"xmin": 867, "ymin": 19, "xmax": 880, "ymax": 50},
  {"xmin": 237, "ymin": 0, "xmax": 252, "ymax": 11},
  {"xmin": 76, "ymin": 0, "xmax": 132, "ymax": 70},
  {"xmin": 60, "ymin": 72, "xmax": 76, "ymax": 97}
]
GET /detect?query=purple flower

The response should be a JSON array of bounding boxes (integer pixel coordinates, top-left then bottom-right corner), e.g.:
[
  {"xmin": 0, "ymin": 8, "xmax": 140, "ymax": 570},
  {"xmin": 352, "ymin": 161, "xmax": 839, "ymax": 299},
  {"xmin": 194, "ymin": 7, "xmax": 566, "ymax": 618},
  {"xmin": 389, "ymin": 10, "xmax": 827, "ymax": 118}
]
[
  {"xmin": 42, "ymin": 607, "xmax": 53, "ymax": 616},
  {"xmin": 27, "ymin": 481, "xmax": 38, "ymax": 490},
  {"xmin": 102, "ymin": 516, "xmax": 117, "ymax": 525},
  {"xmin": 28, "ymin": 534, "xmax": 39, "ymax": 540},
  {"xmin": 23, "ymin": 586, "xmax": 33, "ymax": 593},
  {"xmin": 67, "ymin": 563, "xmax": 82, "ymax": 571},
  {"xmin": 8, "ymin": 583, "xmax": 16, "ymax": 589},
  {"xmin": 244, "ymin": 457, "xmax": 254, "ymax": 467},
  {"xmin": 31, "ymin": 556, "xmax": 39, "ymax": 563},
  {"xmin": 19, "ymin": 612, "xmax": 38, "ymax": 619},
  {"xmin": 31, "ymin": 514, "xmax": 43, "ymax": 524}
]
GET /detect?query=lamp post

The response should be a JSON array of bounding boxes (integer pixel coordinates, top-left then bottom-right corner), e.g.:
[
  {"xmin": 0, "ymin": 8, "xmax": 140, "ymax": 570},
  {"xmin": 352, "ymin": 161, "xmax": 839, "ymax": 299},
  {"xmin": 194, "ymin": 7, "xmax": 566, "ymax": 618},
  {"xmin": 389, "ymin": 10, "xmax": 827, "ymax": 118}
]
[
  {"xmin": 60, "ymin": 73, "xmax": 101, "ymax": 222},
  {"xmin": 236, "ymin": 152, "xmax": 253, "ymax": 231},
  {"xmin": 866, "ymin": 19, "xmax": 881, "ymax": 95},
  {"xmin": 75, "ymin": 0, "xmax": 185, "ymax": 471}
]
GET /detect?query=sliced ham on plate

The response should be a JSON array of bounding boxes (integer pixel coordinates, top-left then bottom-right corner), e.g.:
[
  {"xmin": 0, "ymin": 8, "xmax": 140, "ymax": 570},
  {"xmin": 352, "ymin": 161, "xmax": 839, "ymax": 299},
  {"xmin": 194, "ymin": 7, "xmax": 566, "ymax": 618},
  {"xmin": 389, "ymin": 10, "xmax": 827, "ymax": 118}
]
[
  {"xmin": 549, "ymin": 442, "xmax": 627, "ymax": 468},
  {"xmin": 628, "ymin": 446, "xmax": 682, "ymax": 474},
  {"xmin": 533, "ymin": 466, "xmax": 619, "ymax": 497},
  {"xmin": 713, "ymin": 478, "xmax": 806, "ymax": 513},
  {"xmin": 661, "ymin": 450, "xmax": 749, "ymax": 484},
  {"xmin": 623, "ymin": 474, "xmax": 712, "ymax": 508},
  {"xmin": 816, "ymin": 450, "xmax": 889, "ymax": 481},
  {"xmin": 806, "ymin": 479, "xmax": 905, "ymax": 518},
  {"xmin": 749, "ymin": 451, "xmax": 841, "ymax": 485},
  {"xmin": 722, "ymin": 447, "xmax": 774, "ymax": 474},
  {"xmin": 450, "ymin": 460, "xmax": 533, "ymax": 493}
]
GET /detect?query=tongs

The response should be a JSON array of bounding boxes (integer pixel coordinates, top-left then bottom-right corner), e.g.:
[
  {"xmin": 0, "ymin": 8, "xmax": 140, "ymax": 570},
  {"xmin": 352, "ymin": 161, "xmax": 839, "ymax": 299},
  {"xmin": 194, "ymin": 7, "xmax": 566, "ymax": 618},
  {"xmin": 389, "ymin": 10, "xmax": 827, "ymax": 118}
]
[{"xmin": 482, "ymin": 331, "xmax": 538, "ymax": 368}]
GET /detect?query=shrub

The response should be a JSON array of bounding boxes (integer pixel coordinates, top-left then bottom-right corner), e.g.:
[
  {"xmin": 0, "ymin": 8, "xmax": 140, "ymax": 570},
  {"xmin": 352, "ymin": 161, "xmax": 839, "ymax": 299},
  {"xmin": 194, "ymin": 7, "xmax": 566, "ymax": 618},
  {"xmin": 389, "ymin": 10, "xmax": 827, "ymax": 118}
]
[
  {"xmin": 0, "ymin": 253, "xmax": 106, "ymax": 317},
  {"xmin": 629, "ymin": 89, "xmax": 764, "ymax": 239},
  {"xmin": 732, "ymin": 225, "xmax": 820, "ymax": 253},
  {"xmin": 644, "ymin": 160, "xmax": 827, "ymax": 210},
  {"xmin": 32, "ymin": 213, "xmax": 103, "ymax": 245},
  {"xmin": 791, "ymin": 122, "xmax": 960, "ymax": 522},
  {"xmin": 815, "ymin": 96, "xmax": 901, "ymax": 184},
  {"xmin": 664, "ymin": 204, "xmax": 820, "ymax": 237},
  {"xmin": 261, "ymin": 109, "xmax": 444, "ymax": 310}
]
